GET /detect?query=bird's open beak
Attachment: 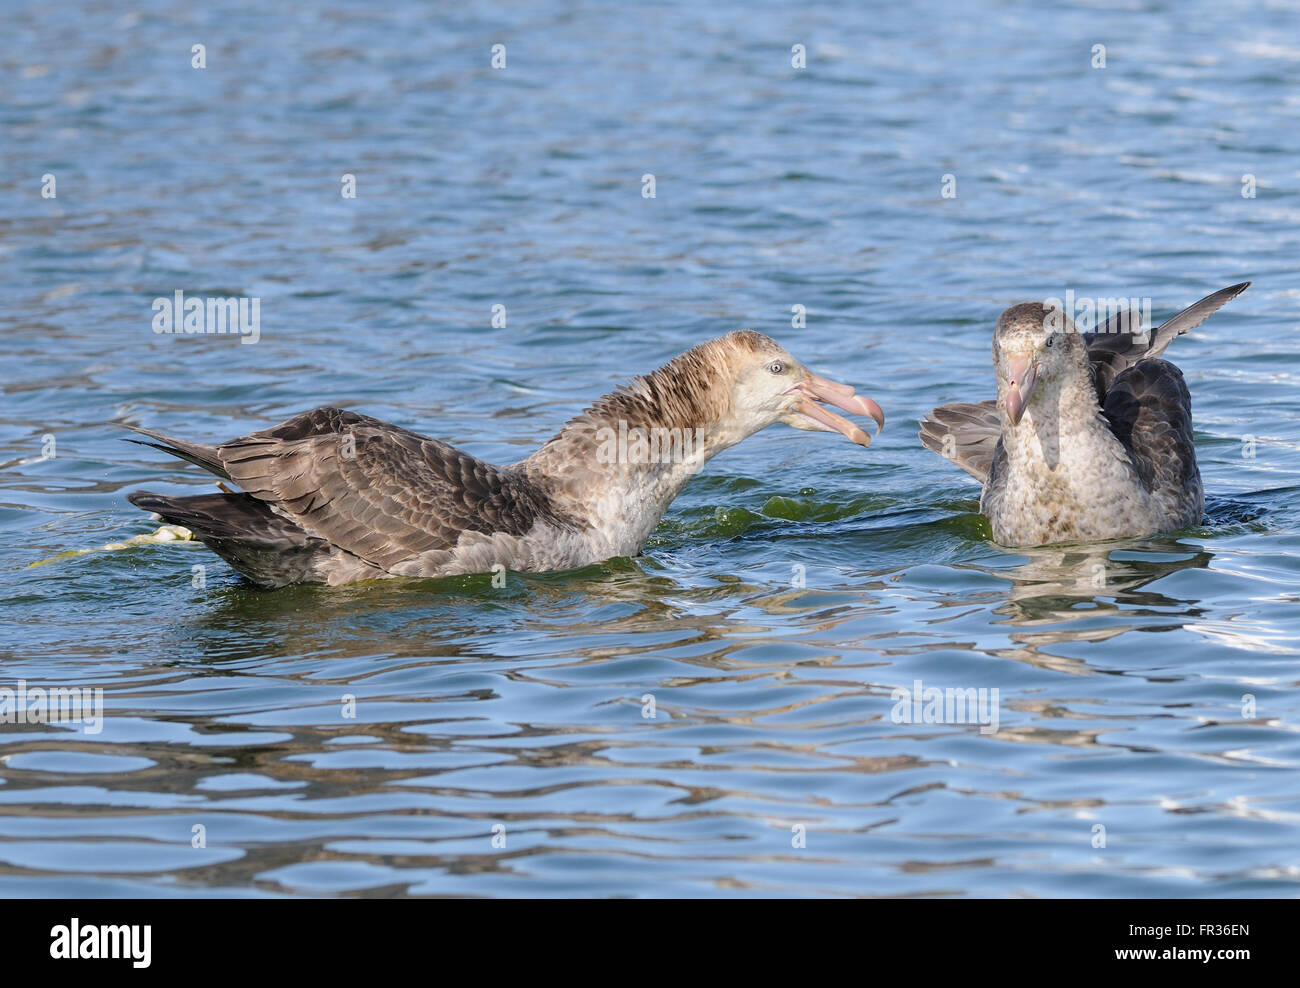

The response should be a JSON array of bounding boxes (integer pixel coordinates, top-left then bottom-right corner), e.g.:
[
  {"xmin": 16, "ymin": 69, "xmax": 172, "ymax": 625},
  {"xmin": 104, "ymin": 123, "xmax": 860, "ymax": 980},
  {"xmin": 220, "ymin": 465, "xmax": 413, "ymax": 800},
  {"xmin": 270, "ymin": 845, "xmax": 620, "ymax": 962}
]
[
  {"xmin": 1004, "ymin": 355, "xmax": 1038, "ymax": 425},
  {"xmin": 784, "ymin": 373, "xmax": 886, "ymax": 447}
]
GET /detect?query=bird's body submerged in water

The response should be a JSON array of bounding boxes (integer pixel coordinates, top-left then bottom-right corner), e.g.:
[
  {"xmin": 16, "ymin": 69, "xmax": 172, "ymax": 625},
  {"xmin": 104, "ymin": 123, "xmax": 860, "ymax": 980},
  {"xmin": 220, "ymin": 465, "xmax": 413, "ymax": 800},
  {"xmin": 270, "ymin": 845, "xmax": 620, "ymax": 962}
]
[
  {"xmin": 920, "ymin": 283, "xmax": 1249, "ymax": 547},
  {"xmin": 127, "ymin": 331, "xmax": 884, "ymax": 588}
]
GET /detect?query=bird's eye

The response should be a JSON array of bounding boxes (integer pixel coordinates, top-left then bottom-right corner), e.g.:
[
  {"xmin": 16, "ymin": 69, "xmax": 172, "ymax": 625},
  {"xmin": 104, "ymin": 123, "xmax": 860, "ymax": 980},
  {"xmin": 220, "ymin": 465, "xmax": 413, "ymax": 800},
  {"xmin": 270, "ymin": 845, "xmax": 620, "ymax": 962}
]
[
  {"xmin": 767, "ymin": 361, "xmax": 786, "ymax": 375},
  {"xmin": 1045, "ymin": 336, "xmax": 1054, "ymax": 348}
]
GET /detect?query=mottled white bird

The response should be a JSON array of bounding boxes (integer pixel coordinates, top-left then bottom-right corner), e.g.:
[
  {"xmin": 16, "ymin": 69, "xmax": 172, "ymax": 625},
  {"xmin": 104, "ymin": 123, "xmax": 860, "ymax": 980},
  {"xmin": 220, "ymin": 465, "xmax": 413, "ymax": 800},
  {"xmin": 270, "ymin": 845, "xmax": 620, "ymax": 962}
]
[
  {"xmin": 920, "ymin": 283, "xmax": 1249, "ymax": 546},
  {"xmin": 127, "ymin": 330, "xmax": 884, "ymax": 587}
]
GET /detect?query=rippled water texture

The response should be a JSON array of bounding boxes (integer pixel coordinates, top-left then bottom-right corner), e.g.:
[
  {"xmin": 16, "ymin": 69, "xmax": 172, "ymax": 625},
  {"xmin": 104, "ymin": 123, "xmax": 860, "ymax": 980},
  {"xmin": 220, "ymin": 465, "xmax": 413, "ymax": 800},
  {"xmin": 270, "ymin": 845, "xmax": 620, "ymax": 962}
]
[{"xmin": 2, "ymin": 0, "xmax": 1299, "ymax": 897}]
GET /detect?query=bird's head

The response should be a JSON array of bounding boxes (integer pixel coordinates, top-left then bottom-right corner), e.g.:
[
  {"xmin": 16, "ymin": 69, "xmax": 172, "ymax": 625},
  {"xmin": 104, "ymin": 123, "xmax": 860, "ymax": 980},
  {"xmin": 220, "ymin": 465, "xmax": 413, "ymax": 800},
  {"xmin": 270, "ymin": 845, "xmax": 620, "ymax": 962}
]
[
  {"xmin": 720, "ymin": 330, "xmax": 884, "ymax": 446},
  {"xmin": 992, "ymin": 303, "xmax": 1089, "ymax": 426}
]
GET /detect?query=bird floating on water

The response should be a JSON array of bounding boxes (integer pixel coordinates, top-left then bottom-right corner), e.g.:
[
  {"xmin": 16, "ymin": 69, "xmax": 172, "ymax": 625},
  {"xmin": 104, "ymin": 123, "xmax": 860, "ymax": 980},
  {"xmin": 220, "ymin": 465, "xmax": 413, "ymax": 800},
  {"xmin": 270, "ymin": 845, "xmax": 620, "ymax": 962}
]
[
  {"xmin": 920, "ymin": 282, "xmax": 1249, "ymax": 547},
  {"xmin": 126, "ymin": 330, "xmax": 884, "ymax": 588}
]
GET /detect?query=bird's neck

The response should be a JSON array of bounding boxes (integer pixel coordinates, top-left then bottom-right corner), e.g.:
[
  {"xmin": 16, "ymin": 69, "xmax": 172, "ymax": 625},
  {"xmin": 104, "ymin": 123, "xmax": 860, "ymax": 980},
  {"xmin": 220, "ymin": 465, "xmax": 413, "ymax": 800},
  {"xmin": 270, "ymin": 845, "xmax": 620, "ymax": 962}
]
[
  {"xmin": 518, "ymin": 354, "xmax": 750, "ymax": 553},
  {"xmin": 1000, "ymin": 369, "xmax": 1115, "ymax": 475}
]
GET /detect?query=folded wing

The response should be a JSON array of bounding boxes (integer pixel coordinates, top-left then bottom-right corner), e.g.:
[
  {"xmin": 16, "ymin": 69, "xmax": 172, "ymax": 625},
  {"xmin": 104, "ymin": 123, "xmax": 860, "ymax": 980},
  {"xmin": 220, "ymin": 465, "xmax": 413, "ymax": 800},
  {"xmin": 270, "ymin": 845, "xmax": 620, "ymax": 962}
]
[
  {"xmin": 130, "ymin": 407, "xmax": 572, "ymax": 573},
  {"xmin": 1101, "ymin": 359, "xmax": 1201, "ymax": 508}
]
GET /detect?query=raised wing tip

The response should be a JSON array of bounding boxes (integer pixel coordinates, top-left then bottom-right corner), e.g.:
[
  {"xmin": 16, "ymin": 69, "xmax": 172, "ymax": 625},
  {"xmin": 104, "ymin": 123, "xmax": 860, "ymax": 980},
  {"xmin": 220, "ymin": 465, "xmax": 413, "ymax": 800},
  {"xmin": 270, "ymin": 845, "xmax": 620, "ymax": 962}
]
[
  {"xmin": 1151, "ymin": 280, "xmax": 1251, "ymax": 341},
  {"xmin": 1190, "ymin": 281, "xmax": 1250, "ymax": 309}
]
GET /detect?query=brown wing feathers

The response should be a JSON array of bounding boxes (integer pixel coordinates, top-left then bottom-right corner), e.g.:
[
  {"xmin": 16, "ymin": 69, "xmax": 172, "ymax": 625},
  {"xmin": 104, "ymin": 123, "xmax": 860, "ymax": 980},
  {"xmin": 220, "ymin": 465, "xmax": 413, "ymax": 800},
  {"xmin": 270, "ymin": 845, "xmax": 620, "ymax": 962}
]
[
  {"xmin": 127, "ymin": 406, "xmax": 573, "ymax": 575},
  {"xmin": 918, "ymin": 399, "xmax": 1001, "ymax": 482},
  {"xmin": 1102, "ymin": 360, "xmax": 1200, "ymax": 498}
]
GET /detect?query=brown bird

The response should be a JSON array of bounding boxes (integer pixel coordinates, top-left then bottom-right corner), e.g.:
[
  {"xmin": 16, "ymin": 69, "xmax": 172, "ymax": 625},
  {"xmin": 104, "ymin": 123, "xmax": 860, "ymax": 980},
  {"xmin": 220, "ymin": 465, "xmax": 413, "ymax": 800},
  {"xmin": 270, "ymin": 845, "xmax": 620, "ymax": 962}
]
[
  {"xmin": 127, "ymin": 330, "xmax": 884, "ymax": 588},
  {"xmin": 920, "ymin": 282, "xmax": 1248, "ymax": 546}
]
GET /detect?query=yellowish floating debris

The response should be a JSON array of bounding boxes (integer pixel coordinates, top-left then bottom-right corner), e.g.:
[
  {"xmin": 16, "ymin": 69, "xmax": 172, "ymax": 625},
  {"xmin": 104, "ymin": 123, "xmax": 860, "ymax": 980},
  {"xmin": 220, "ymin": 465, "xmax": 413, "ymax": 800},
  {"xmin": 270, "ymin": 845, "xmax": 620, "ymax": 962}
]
[{"xmin": 28, "ymin": 525, "xmax": 194, "ymax": 568}]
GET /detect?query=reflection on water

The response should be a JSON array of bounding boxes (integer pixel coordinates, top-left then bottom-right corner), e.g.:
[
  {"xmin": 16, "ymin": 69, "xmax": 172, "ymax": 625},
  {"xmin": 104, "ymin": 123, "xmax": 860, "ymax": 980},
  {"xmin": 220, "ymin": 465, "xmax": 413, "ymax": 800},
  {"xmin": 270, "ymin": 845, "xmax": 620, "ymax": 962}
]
[
  {"xmin": 2, "ymin": 0, "xmax": 1300, "ymax": 896},
  {"xmin": 986, "ymin": 541, "xmax": 1214, "ymax": 674}
]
